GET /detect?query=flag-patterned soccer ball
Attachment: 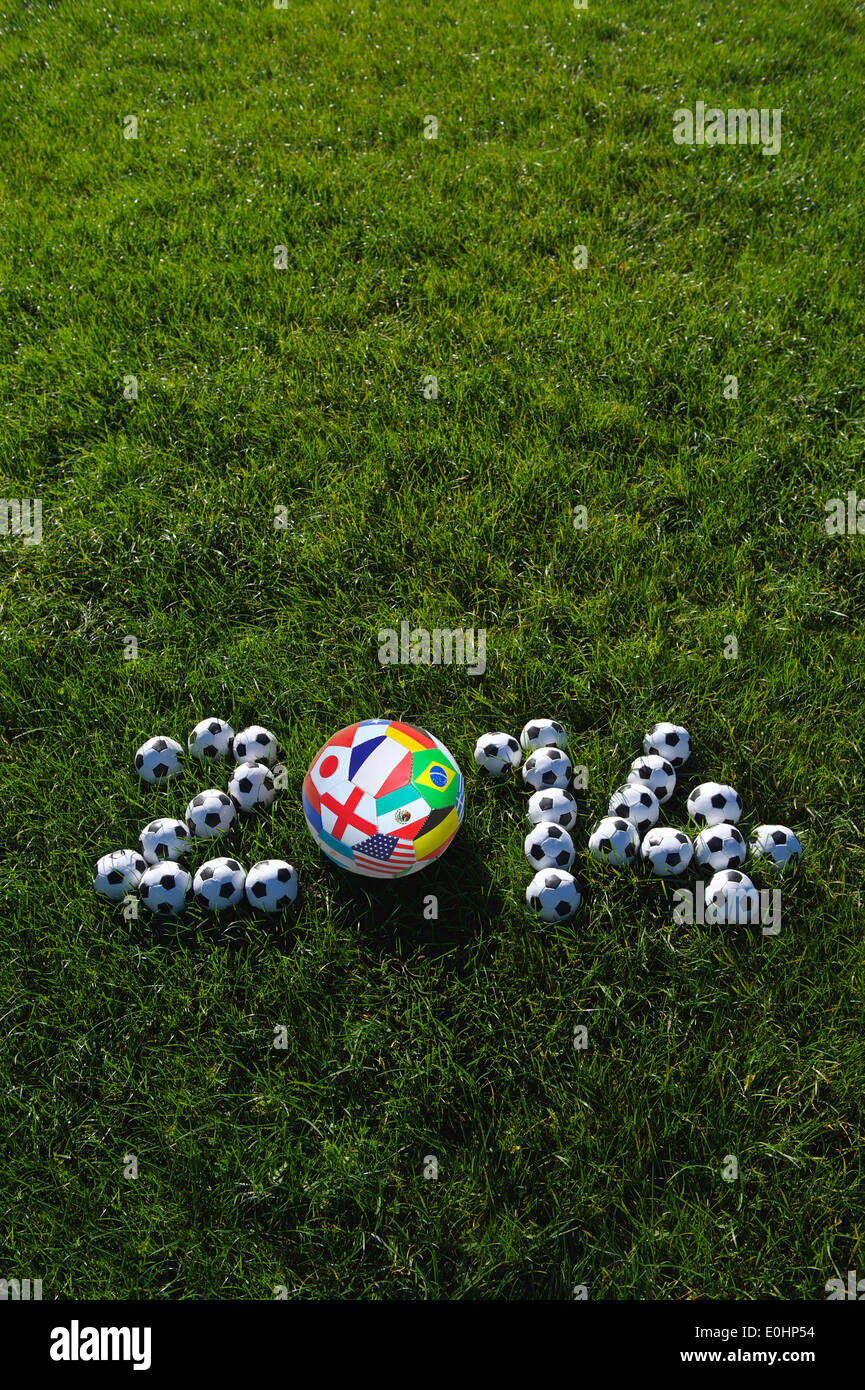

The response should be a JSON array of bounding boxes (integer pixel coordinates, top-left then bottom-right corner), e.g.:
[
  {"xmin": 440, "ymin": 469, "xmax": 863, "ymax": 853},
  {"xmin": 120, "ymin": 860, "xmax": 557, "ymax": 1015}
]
[{"xmin": 302, "ymin": 719, "xmax": 465, "ymax": 878}]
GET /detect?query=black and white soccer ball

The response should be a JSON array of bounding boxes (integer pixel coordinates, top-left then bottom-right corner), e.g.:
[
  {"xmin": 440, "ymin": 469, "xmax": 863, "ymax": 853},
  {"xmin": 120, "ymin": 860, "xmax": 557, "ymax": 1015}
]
[
  {"xmin": 705, "ymin": 869, "xmax": 759, "ymax": 925},
  {"xmin": 643, "ymin": 722, "xmax": 691, "ymax": 768},
  {"xmin": 627, "ymin": 755, "xmax": 676, "ymax": 804},
  {"xmin": 185, "ymin": 789, "xmax": 237, "ymax": 839},
  {"xmin": 245, "ymin": 859, "xmax": 299, "ymax": 913},
  {"xmin": 608, "ymin": 783, "xmax": 660, "ymax": 839},
  {"xmin": 193, "ymin": 857, "xmax": 246, "ymax": 912},
  {"xmin": 520, "ymin": 718, "xmax": 568, "ymax": 752},
  {"xmin": 687, "ymin": 781, "xmax": 742, "ymax": 826},
  {"xmin": 525, "ymin": 869, "xmax": 582, "ymax": 921},
  {"xmin": 139, "ymin": 863, "xmax": 191, "ymax": 916},
  {"xmin": 524, "ymin": 821, "xmax": 576, "ymax": 871},
  {"xmin": 188, "ymin": 718, "xmax": 234, "ymax": 762},
  {"xmin": 526, "ymin": 788, "xmax": 578, "ymax": 830},
  {"xmin": 134, "ymin": 736, "xmax": 184, "ymax": 784},
  {"xmin": 750, "ymin": 824, "xmax": 802, "ymax": 871},
  {"xmin": 139, "ymin": 817, "xmax": 192, "ymax": 865},
  {"xmin": 473, "ymin": 732, "xmax": 521, "ymax": 776},
  {"xmin": 694, "ymin": 822, "xmax": 747, "ymax": 873},
  {"xmin": 588, "ymin": 816, "xmax": 640, "ymax": 867},
  {"xmin": 522, "ymin": 747, "xmax": 572, "ymax": 792},
  {"xmin": 640, "ymin": 827, "xmax": 694, "ymax": 878},
  {"xmin": 232, "ymin": 725, "xmax": 278, "ymax": 765},
  {"xmin": 228, "ymin": 760, "xmax": 277, "ymax": 812},
  {"xmin": 93, "ymin": 848, "xmax": 148, "ymax": 901}
]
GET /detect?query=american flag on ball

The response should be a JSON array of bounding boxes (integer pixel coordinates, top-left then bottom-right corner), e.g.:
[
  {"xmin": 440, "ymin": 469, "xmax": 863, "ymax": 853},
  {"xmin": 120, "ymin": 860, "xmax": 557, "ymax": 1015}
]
[{"xmin": 351, "ymin": 833, "xmax": 416, "ymax": 876}]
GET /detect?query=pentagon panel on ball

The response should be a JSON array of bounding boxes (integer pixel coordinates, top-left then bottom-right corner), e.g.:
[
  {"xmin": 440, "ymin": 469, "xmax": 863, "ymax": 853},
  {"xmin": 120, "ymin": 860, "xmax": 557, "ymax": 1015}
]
[
  {"xmin": 520, "ymin": 718, "xmax": 567, "ymax": 752},
  {"xmin": 687, "ymin": 782, "xmax": 742, "ymax": 826},
  {"xmin": 302, "ymin": 719, "xmax": 464, "ymax": 878},
  {"xmin": 134, "ymin": 736, "xmax": 184, "ymax": 785},
  {"xmin": 750, "ymin": 824, "xmax": 802, "ymax": 870},
  {"xmin": 643, "ymin": 722, "xmax": 691, "ymax": 768},
  {"xmin": 473, "ymin": 732, "xmax": 521, "ymax": 776},
  {"xmin": 522, "ymin": 747, "xmax": 572, "ymax": 792}
]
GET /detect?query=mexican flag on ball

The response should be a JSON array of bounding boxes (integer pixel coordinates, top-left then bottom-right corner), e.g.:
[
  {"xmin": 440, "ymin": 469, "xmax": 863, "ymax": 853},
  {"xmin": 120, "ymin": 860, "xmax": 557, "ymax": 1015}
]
[{"xmin": 302, "ymin": 720, "xmax": 465, "ymax": 877}]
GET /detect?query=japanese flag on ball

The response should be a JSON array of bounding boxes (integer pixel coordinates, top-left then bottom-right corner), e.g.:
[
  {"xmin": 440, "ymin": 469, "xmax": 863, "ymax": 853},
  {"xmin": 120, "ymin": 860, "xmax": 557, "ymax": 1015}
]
[{"xmin": 302, "ymin": 720, "xmax": 464, "ymax": 878}]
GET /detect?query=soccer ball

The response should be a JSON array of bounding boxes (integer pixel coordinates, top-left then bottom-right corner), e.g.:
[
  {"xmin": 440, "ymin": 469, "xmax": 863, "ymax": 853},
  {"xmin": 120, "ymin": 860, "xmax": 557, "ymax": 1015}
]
[
  {"xmin": 705, "ymin": 869, "xmax": 759, "ymax": 925},
  {"xmin": 524, "ymin": 822, "xmax": 576, "ymax": 870},
  {"xmin": 525, "ymin": 869, "xmax": 582, "ymax": 921},
  {"xmin": 138, "ymin": 863, "xmax": 191, "ymax": 916},
  {"xmin": 520, "ymin": 719, "xmax": 567, "ymax": 752},
  {"xmin": 303, "ymin": 719, "xmax": 464, "ymax": 878},
  {"xmin": 627, "ymin": 755, "xmax": 676, "ymax": 804},
  {"xmin": 192, "ymin": 857, "xmax": 246, "ymax": 912},
  {"xmin": 641, "ymin": 827, "xmax": 694, "ymax": 877},
  {"xmin": 228, "ymin": 760, "xmax": 277, "ymax": 812},
  {"xmin": 473, "ymin": 732, "xmax": 521, "ymax": 776},
  {"xmin": 233, "ymin": 725, "xmax": 278, "ymax": 765},
  {"xmin": 687, "ymin": 781, "xmax": 742, "ymax": 826},
  {"xmin": 245, "ymin": 859, "xmax": 299, "ymax": 913},
  {"xmin": 522, "ymin": 747, "xmax": 572, "ymax": 792},
  {"xmin": 93, "ymin": 849, "xmax": 148, "ymax": 901},
  {"xmin": 608, "ymin": 783, "xmax": 660, "ymax": 839},
  {"xmin": 526, "ymin": 788, "xmax": 578, "ymax": 830},
  {"xmin": 694, "ymin": 822, "xmax": 747, "ymax": 873},
  {"xmin": 185, "ymin": 789, "xmax": 237, "ymax": 839},
  {"xmin": 188, "ymin": 718, "xmax": 234, "ymax": 762},
  {"xmin": 588, "ymin": 816, "xmax": 640, "ymax": 867},
  {"xmin": 134, "ymin": 736, "xmax": 184, "ymax": 784},
  {"xmin": 139, "ymin": 817, "xmax": 192, "ymax": 865},
  {"xmin": 643, "ymin": 722, "xmax": 691, "ymax": 768},
  {"xmin": 750, "ymin": 823, "xmax": 802, "ymax": 870}
]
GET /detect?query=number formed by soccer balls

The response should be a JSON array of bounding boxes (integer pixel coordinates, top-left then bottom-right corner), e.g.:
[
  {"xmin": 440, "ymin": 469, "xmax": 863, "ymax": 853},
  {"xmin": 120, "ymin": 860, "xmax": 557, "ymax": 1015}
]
[
  {"xmin": 687, "ymin": 782, "xmax": 742, "ymax": 826},
  {"xmin": 185, "ymin": 789, "xmax": 237, "ymax": 839},
  {"xmin": 93, "ymin": 849, "xmax": 148, "ymax": 901},
  {"xmin": 588, "ymin": 816, "xmax": 640, "ymax": 868},
  {"xmin": 694, "ymin": 822, "xmax": 746, "ymax": 873},
  {"xmin": 233, "ymin": 725, "xmax": 278, "ymax": 765},
  {"xmin": 188, "ymin": 718, "xmax": 234, "ymax": 762},
  {"xmin": 522, "ymin": 747, "xmax": 572, "ymax": 792},
  {"xmin": 608, "ymin": 783, "xmax": 660, "ymax": 839},
  {"xmin": 525, "ymin": 869, "xmax": 582, "ymax": 921},
  {"xmin": 134, "ymin": 736, "xmax": 184, "ymax": 784},
  {"xmin": 643, "ymin": 722, "xmax": 691, "ymax": 768},
  {"xmin": 526, "ymin": 788, "xmax": 578, "ymax": 830},
  {"xmin": 245, "ymin": 859, "xmax": 299, "ymax": 913},
  {"xmin": 139, "ymin": 817, "xmax": 192, "ymax": 865},
  {"xmin": 138, "ymin": 863, "xmax": 191, "ymax": 916},
  {"xmin": 750, "ymin": 823, "xmax": 802, "ymax": 870},
  {"xmin": 524, "ymin": 821, "xmax": 576, "ymax": 871},
  {"xmin": 303, "ymin": 719, "xmax": 464, "ymax": 878},
  {"xmin": 627, "ymin": 755, "xmax": 676, "ymax": 804},
  {"xmin": 192, "ymin": 857, "xmax": 246, "ymax": 912},
  {"xmin": 520, "ymin": 718, "xmax": 567, "ymax": 752},
  {"xmin": 473, "ymin": 732, "xmax": 521, "ymax": 776},
  {"xmin": 640, "ymin": 827, "xmax": 694, "ymax": 877},
  {"xmin": 705, "ymin": 869, "xmax": 759, "ymax": 925},
  {"xmin": 228, "ymin": 760, "xmax": 277, "ymax": 812}
]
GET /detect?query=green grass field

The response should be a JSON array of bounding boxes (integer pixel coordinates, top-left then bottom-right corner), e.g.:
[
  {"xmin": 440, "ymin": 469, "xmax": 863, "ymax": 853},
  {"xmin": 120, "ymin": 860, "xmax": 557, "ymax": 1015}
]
[{"xmin": 1, "ymin": 0, "xmax": 863, "ymax": 1300}]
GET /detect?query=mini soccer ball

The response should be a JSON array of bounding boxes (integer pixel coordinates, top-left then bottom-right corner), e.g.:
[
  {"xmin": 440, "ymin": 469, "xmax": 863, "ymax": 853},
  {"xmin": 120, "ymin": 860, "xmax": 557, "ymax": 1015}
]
[
  {"xmin": 522, "ymin": 747, "xmax": 572, "ymax": 792},
  {"xmin": 138, "ymin": 863, "xmax": 191, "ymax": 916},
  {"xmin": 134, "ymin": 736, "xmax": 184, "ymax": 784},
  {"xmin": 473, "ymin": 732, "xmax": 521, "ymax": 776},
  {"xmin": 526, "ymin": 788, "xmax": 578, "ymax": 830},
  {"xmin": 705, "ymin": 869, "xmax": 759, "ymax": 925},
  {"xmin": 524, "ymin": 821, "xmax": 576, "ymax": 870},
  {"xmin": 588, "ymin": 816, "xmax": 640, "ymax": 867},
  {"xmin": 93, "ymin": 849, "xmax": 148, "ymax": 901},
  {"xmin": 228, "ymin": 760, "xmax": 277, "ymax": 812},
  {"xmin": 640, "ymin": 827, "xmax": 694, "ymax": 877},
  {"xmin": 608, "ymin": 783, "xmax": 660, "ymax": 839},
  {"xmin": 643, "ymin": 722, "xmax": 691, "ymax": 768},
  {"xmin": 694, "ymin": 822, "xmax": 747, "ymax": 873},
  {"xmin": 233, "ymin": 725, "xmax": 278, "ymax": 765},
  {"xmin": 192, "ymin": 857, "xmax": 246, "ymax": 912},
  {"xmin": 525, "ymin": 869, "xmax": 582, "ymax": 921},
  {"xmin": 245, "ymin": 859, "xmax": 299, "ymax": 913},
  {"xmin": 139, "ymin": 817, "xmax": 192, "ymax": 865},
  {"xmin": 520, "ymin": 719, "xmax": 568, "ymax": 752},
  {"xmin": 687, "ymin": 781, "xmax": 742, "ymax": 826},
  {"xmin": 627, "ymin": 755, "xmax": 676, "ymax": 804},
  {"xmin": 188, "ymin": 718, "xmax": 234, "ymax": 762},
  {"xmin": 750, "ymin": 823, "xmax": 802, "ymax": 870},
  {"xmin": 185, "ymin": 789, "xmax": 236, "ymax": 839}
]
